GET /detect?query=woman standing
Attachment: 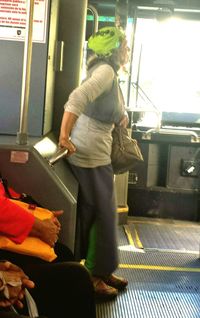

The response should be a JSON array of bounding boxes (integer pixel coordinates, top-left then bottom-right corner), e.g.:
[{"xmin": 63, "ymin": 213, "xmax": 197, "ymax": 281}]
[{"xmin": 59, "ymin": 26, "xmax": 129, "ymax": 300}]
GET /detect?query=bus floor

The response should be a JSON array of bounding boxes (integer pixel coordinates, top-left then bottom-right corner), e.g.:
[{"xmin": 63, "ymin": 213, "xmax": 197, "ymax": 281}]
[{"xmin": 96, "ymin": 216, "xmax": 200, "ymax": 318}]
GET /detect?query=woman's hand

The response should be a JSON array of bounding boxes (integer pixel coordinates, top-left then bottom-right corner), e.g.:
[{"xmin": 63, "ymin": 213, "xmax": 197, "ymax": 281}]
[
  {"xmin": 30, "ymin": 210, "xmax": 63, "ymax": 247},
  {"xmin": 38, "ymin": 219, "xmax": 59, "ymax": 247},
  {"xmin": 119, "ymin": 112, "xmax": 129, "ymax": 128},
  {"xmin": 0, "ymin": 261, "xmax": 34, "ymax": 308},
  {"xmin": 58, "ymin": 138, "xmax": 76, "ymax": 156},
  {"xmin": 51, "ymin": 210, "xmax": 63, "ymax": 232}
]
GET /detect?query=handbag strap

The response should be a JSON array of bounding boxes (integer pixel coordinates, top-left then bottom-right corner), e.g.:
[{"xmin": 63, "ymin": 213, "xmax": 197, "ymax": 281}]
[
  {"xmin": 115, "ymin": 127, "xmax": 126, "ymax": 151},
  {"xmin": 25, "ymin": 288, "xmax": 39, "ymax": 318},
  {"xmin": 0, "ymin": 173, "xmax": 39, "ymax": 205},
  {"xmin": 10, "ymin": 289, "xmax": 39, "ymax": 318},
  {"xmin": 119, "ymin": 129, "xmax": 125, "ymax": 151},
  {"xmin": 0, "ymin": 173, "xmax": 14, "ymax": 199}
]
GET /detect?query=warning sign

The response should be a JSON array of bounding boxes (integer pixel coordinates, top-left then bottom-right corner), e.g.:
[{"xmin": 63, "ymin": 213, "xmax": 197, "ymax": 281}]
[{"xmin": 0, "ymin": 0, "xmax": 48, "ymax": 42}]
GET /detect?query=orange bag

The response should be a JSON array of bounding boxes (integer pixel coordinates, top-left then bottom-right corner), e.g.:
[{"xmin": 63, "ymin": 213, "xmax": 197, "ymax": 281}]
[{"xmin": 0, "ymin": 200, "xmax": 57, "ymax": 262}]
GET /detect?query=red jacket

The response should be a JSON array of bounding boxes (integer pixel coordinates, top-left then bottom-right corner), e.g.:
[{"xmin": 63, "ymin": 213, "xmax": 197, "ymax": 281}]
[{"xmin": 0, "ymin": 183, "xmax": 34, "ymax": 244}]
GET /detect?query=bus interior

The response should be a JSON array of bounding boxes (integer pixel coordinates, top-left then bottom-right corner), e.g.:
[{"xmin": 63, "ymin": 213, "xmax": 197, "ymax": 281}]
[{"xmin": 0, "ymin": 0, "xmax": 200, "ymax": 317}]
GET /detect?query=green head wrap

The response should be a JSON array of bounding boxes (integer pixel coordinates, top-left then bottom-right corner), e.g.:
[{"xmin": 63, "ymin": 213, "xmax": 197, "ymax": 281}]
[{"xmin": 88, "ymin": 26, "xmax": 125, "ymax": 57}]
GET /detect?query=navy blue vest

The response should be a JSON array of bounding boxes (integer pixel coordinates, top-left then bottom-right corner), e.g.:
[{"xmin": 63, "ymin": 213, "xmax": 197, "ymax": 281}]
[{"xmin": 83, "ymin": 62, "xmax": 124, "ymax": 124}]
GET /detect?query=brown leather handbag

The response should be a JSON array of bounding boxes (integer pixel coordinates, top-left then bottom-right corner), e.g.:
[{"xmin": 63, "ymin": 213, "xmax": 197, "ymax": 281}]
[{"xmin": 111, "ymin": 126, "xmax": 144, "ymax": 175}]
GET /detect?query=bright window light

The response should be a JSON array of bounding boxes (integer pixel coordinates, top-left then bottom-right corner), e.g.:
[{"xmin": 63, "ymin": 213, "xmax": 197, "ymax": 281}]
[{"xmin": 127, "ymin": 16, "xmax": 200, "ymax": 127}]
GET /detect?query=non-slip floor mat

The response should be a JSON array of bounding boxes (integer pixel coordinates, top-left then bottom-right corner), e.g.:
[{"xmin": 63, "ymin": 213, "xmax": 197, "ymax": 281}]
[
  {"xmin": 96, "ymin": 224, "xmax": 200, "ymax": 318},
  {"xmin": 124, "ymin": 221, "xmax": 200, "ymax": 252}
]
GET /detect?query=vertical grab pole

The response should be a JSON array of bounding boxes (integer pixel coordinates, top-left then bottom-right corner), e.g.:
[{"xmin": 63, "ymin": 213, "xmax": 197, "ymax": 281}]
[
  {"xmin": 17, "ymin": 0, "xmax": 35, "ymax": 145},
  {"xmin": 87, "ymin": 4, "xmax": 99, "ymax": 33},
  {"xmin": 127, "ymin": 7, "xmax": 137, "ymax": 109}
]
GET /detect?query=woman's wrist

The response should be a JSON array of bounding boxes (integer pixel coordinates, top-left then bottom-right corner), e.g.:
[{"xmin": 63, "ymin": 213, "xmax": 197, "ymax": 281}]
[
  {"xmin": 30, "ymin": 217, "xmax": 44, "ymax": 240},
  {"xmin": 59, "ymin": 135, "xmax": 70, "ymax": 145}
]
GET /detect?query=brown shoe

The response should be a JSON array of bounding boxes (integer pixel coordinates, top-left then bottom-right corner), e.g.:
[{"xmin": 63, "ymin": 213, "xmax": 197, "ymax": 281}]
[
  {"xmin": 103, "ymin": 274, "xmax": 128, "ymax": 290},
  {"xmin": 92, "ymin": 276, "xmax": 118, "ymax": 300}
]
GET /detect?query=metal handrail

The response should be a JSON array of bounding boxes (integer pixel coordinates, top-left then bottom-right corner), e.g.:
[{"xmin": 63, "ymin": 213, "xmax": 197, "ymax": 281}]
[
  {"xmin": 143, "ymin": 127, "xmax": 199, "ymax": 142},
  {"xmin": 17, "ymin": 0, "xmax": 35, "ymax": 145},
  {"xmin": 87, "ymin": 4, "xmax": 99, "ymax": 33},
  {"xmin": 48, "ymin": 148, "xmax": 68, "ymax": 165}
]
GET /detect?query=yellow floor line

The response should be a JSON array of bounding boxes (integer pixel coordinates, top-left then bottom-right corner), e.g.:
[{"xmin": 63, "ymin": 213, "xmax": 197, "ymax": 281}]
[
  {"xmin": 119, "ymin": 263, "xmax": 200, "ymax": 273},
  {"xmin": 124, "ymin": 224, "xmax": 143, "ymax": 249},
  {"xmin": 134, "ymin": 225, "xmax": 143, "ymax": 249},
  {"xmin": 124, "ymin": 225, "xmax": 135, "ymax": 247},
  {"xmin": 129, "ymin": 219, "xmax": 200, "ymax": 228},
  {"xmin": 117, "ymin": 206, "xmax": 129, "ymax": 213}
]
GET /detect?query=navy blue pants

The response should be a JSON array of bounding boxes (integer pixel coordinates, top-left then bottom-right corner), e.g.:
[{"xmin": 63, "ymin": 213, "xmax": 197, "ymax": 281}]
[{"xmin": 70, "ymin": 164, "xmax": 119, "ymax": 277}]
